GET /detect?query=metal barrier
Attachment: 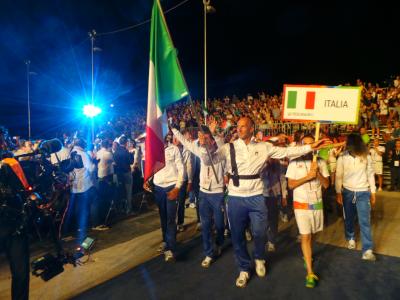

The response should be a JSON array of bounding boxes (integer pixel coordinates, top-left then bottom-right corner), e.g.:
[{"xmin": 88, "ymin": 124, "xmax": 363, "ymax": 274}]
[
  {"xmin": 181, "ymin": 121, "xmax": 351, "ymax": 138},
  {"xmin": 256, "ymin": 122, "xmax": 350, "ymax": 136}
]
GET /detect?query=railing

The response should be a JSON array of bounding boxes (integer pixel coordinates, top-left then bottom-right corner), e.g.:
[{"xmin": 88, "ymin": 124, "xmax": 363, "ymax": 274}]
[
  {"xmin": 255, "ymin": 122, "xmax": 351, "ymax": 136},
  {"xmin": 182, "ymin": 121, "xmax": 353, "ymax": 138}
]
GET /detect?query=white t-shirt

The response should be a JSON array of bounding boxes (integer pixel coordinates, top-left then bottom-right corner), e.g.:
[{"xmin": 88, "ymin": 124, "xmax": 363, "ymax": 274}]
[
  {"xmin": 286, "ymin": 159, "xmax": 329, "ymax": 204},
  {"xmin": 369, "ymin": 146, "xmax": 385, "ymax": 163},
  {"xmin": 50, "ymin": 147, "xmax": 70, "ymax": 165},
  {"xmin": 96, "ymin": 148, "xmax": 114, "ymax": 178}
]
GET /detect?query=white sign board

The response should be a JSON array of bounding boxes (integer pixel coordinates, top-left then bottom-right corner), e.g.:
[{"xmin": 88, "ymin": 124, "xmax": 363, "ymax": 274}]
[{"xmin": 282, "ymin": 85, "xmax": 361, "ymax": 123}]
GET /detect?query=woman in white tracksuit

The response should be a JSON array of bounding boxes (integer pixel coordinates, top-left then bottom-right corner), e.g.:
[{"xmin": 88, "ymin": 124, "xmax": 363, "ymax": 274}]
[{"xmin": 335, "ymin": 133, "xmax": 376, "ymax": 261}]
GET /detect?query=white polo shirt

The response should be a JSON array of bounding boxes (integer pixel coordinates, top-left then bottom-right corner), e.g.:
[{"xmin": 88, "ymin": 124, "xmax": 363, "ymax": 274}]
[{"xmin": 286, "ymin": 159, "xmax": 329, "ymax": 204}]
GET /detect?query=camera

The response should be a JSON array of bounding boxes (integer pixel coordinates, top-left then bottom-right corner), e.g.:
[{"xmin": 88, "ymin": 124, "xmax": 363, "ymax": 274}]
[
  {"xmin": 31, "ymin": 253, "xmax": 64, "ymax": 281},
  {"xmin": 31, "ymin": 236, "xmax": 95, "ymax": 281}
]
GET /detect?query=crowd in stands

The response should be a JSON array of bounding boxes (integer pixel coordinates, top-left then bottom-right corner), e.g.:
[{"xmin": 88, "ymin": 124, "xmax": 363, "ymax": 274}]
[{"xmin": 1, "ymin": 74, "xmax": 400, "ymax": 246}]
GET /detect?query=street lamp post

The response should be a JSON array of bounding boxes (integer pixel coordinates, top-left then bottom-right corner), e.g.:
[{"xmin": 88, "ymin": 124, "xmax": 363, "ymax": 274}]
[
  {"xmin": 88, "ymin": 29, "xmax": 97, "ymax": 142},
  {"xmin": 203, "ymin": 0, "xmax": 215, "ymax": 124}
]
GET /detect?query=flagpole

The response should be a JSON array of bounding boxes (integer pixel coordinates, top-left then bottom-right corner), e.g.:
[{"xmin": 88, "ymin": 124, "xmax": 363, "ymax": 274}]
[
  {"xmin": 186, "ymin": 95, "xmax": 220, "ymax": 184},
  {"xmin": 156, "ymin": 0, "xmax": 220, "ymax": 183},
  {"xmin": 313, "ymin": 122, "xmax": 320, "ymax": 162}
]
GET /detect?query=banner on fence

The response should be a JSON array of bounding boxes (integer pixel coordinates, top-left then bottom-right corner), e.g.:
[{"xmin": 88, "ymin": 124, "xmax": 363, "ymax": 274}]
[{"xmin": 282, "ymin": 85, "xmax": 361, "ymax": 124}]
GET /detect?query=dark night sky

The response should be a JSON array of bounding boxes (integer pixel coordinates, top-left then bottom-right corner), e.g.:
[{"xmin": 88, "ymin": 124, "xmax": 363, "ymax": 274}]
[{"xmin": 0, "ymin": 0, "xmax": 398, "ymax": 138}]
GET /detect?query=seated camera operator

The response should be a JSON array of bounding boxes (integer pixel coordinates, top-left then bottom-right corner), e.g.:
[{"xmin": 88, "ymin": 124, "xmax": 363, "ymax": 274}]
[
  {"xmin": 63, "ymin": 138, "xmax": 96, "ymax": 243},
  {"xmin": 0, "ymin": 147, "xmax": 30, "ymax": 300}
]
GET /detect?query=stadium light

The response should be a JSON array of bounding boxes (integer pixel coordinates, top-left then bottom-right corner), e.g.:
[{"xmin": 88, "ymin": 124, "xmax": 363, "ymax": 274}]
[{"xmin": 83, "ymin": 104, "xmax": 102, "ymax": 118}]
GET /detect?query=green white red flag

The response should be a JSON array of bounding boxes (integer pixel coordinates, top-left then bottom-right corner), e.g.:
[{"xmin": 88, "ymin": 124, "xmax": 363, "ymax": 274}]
[{"xmin": 144, "ymin": 0, "xmax": 188, "ymax": 182}]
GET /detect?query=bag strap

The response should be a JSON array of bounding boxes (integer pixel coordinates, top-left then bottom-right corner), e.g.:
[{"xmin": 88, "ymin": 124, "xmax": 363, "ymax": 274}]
[
  {"xmin": 229, "ymin": 143, "xmax": 240, "ymax": 187},
  {"xmin": 2, "ymin": 158, "xmax": 31, "ymax": 191}
]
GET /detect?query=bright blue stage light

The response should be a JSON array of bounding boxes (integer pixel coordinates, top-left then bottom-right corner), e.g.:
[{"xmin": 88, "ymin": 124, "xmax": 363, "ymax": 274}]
[{"xmin": 83, "ymin": 104, "xmax": 102, "ymax": 118}]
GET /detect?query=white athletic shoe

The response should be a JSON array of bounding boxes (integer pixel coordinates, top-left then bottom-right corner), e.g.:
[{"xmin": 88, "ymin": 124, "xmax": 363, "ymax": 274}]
[
  {"xmin": 201, "ymin": 256, "xmax": 213, "ymax": 268},
  {"xmin": 157, "ymin": 242, "xmax": 167, "ymax": 253},
  {"xmin": 235, "ymin": 271, "xmax": 250, "ymax": 288},
  {"xmin": 196, "ymin": 222, "xmax": 202, "ymax": 231},
  {"xmin": 281, "ymin": 213, "xmax": 289, "ymax": 223},
  {"xmin": 245, "ymin": 230, "xmax": 252, "ymax": 241},
  {"xmin": 255, "ymin": 259, "xmax": 266, "ymax": 277},
  {"xmin": 348, "ymin": 239, "xmax": 356, "ymax": 250},
  {"xmin": 362, "ymin": 250, "xmax": 376, "ymax": 261},
  {"xmin": 164, "ymin": 250, "xmax": 175, "ymax": 262},
  {"xmin": 267, "ymin": 242, "xmax": 276, "ymax": 252},
  {"xmin": 177, "ymin": 224, "xmax": 185, "ymax": 232},
  {"xmin": 189, "ymin": 203, "xmax": 196, "ymax": 209}
]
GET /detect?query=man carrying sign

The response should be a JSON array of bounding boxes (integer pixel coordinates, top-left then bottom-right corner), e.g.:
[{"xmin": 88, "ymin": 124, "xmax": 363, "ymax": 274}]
[{"xmin": 286, "ymin": 134, "xmax": 330, "ymax": 288}]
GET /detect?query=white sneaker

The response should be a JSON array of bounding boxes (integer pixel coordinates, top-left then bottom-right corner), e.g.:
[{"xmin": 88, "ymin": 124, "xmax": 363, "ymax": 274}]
[
  {"xmin": 189, "ymin": 203, "xmax": 196, "ymax": 209},
  {"xmin": 235, "ymin": 271, "xmax": 250, "ymax": 288},
  {"xmin": 281, "ymin": 213, "xmax": 289, "ymax": 223},
  {"xmin": 245, "ymin": 230, "xmax": 252, "ymax": 241},
  {"xmin": 201, "ymin": 256, "xmax": 213, "ymax": 268},
  {"xmin": 157, "ymin": 242, "xmax": 167, "ymax": 253},
  {"xmin": 164, "ymin": 250, "xmax": 175, "ymax": 262},
  {"xmin": 196, "ymin": 222, "xmax": 202, "ymax": 231},
  {"xmin": 362, "ymin": 250, "xmax": 376, "ymax": 261},
  {"xmin": 348, "ymin": 239, "xmax": 356, "ymax": 250},
  {"xmin": 267, "ymin": 242, "xmax": 276, "ymax": 252},
  {"xmin": 255, "ymin": 259, "xmax": 266, "ymax": 277},
  {"xmin": 177, "ymin": 224, "xmax": 185, "ymax": 232}
]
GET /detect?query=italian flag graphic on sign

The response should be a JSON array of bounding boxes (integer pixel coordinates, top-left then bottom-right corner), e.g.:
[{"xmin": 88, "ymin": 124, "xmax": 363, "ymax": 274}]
[
  {"xmin": 287, "ymin": 91, "xmax": 316, "ymax": 110},
  {"xmin": 144, "ymin": 0, "xmax": 189, "ymax": 182}
]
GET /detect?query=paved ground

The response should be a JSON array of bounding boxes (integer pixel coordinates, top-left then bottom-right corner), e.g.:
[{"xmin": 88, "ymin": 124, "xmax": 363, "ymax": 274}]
[
  {"xmin": 75, "ymin": 237, "xmax": 400, "ymax": 300},
  {"xmin": 0, "ymin": 190, "xmax": 399, "ymax": 299}
]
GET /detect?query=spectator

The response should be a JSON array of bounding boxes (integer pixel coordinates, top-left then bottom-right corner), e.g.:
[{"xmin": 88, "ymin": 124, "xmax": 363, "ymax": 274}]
[
  {"xmin": 388, "ymin": 139, "xmax": 400, "ymax": 191},
  {"xmin": 369, "ymin": 138, "xmax": 385, "ymax": 191}
]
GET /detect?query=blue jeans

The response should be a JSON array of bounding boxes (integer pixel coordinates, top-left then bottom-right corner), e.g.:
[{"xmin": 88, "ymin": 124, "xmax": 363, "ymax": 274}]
[
  {"xmin": 342, "ymin": 188, "xmax": 373, "ymax": 252},
  {"xmin": 198, "ymin": 191, "xmax": 225, "ymax": 257},
  {"xmin": 65, "ymin": 187, "xmax": 95, "ymax": 244},
  {"xmin": 154, "ymin": 185, "xmax": 178, "ymax": 253},
  {"xmin": 227, "ymin": 194, "xmax": 267, "ymax": 272}
]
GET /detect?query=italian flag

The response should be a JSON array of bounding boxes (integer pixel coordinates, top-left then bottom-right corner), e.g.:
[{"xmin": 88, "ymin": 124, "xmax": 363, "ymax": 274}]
[
  {"xmin": 287, "ymin": 90, "xmax": 316, "ymax": 109},
  {"xmin": 144, "ymin": 0, "xmax": 188, "ymax": 182}
]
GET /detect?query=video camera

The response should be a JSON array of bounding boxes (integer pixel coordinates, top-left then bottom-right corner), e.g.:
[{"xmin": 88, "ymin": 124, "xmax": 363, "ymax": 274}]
[
  {"xmin": 11, "ymin": 139, "xmax": 93, "ymax": 281},
  {"xmin": 31, "ymin": 236, "xmax": 95, "ymax": 281}
]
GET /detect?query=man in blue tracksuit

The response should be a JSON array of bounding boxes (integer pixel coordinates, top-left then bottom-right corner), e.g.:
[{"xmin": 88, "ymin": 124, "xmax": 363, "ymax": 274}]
[
  {"xmin": 172, "ymin": 126, "xmax": 226, "ymax": 268},
  {"xmin": 199, "ymin": 117, "xmax": 330, "ymax": 288}
]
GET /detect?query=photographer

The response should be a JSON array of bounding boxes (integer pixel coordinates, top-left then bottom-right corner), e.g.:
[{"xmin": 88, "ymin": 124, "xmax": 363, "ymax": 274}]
[
  {"xmin": 63, "ymin": 138, "xmax": 95, "ymax": 242},
  {"xmin": 0, "ymin": 146, "xmax": 30, "ymax": 300}
]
